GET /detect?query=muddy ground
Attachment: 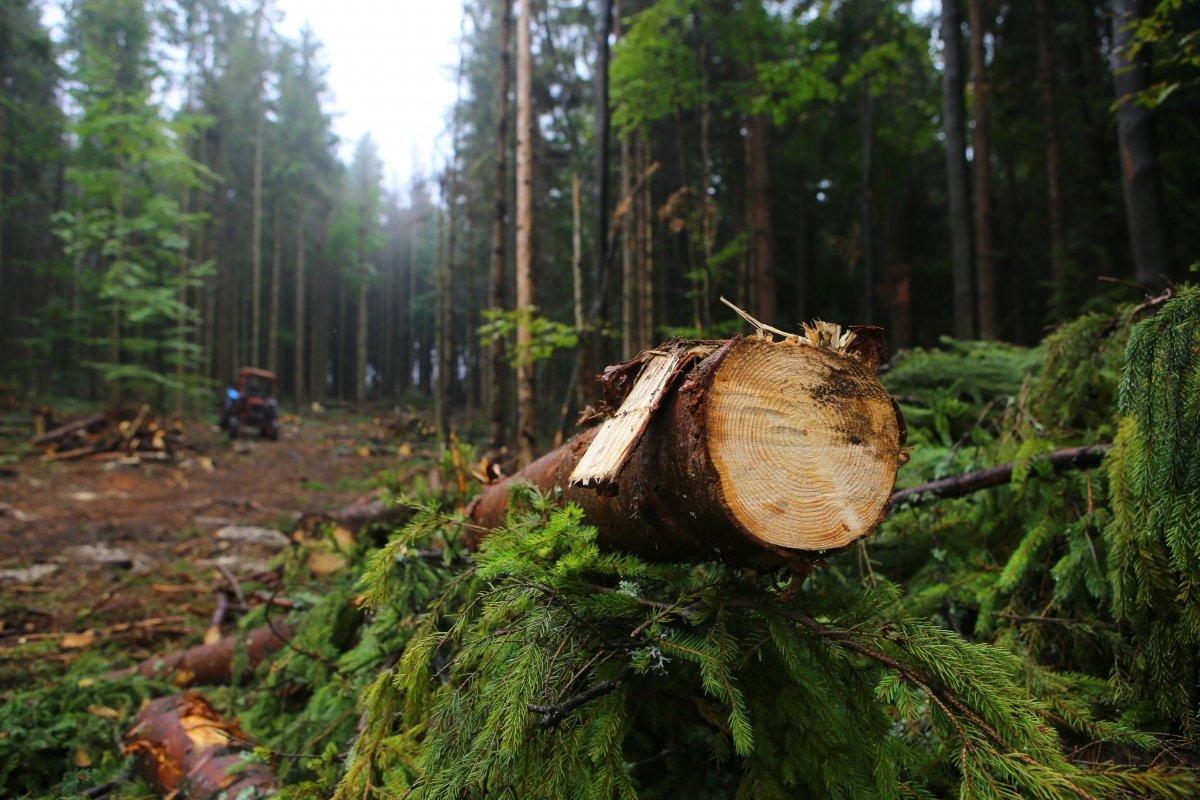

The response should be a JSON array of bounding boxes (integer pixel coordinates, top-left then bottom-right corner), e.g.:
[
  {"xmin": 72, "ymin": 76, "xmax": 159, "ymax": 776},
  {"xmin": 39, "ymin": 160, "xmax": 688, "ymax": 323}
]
[{"xmin": 0, "ymin": 406, "xmax": 427, "ymax": 678}]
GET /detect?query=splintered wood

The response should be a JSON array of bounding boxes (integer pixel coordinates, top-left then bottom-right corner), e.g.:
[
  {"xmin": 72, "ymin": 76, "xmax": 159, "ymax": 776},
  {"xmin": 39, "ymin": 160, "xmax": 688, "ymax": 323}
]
[{"xmin": 569, "ymin": 344, "xmax": 714, "ymax": 492}]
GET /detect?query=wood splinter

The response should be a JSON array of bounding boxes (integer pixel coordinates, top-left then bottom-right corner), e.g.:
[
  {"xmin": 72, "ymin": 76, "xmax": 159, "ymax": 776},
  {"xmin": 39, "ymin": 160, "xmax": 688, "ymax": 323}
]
[{"xmin": 470, "ymin": 322, "xmax": 906, "ymax": 569}]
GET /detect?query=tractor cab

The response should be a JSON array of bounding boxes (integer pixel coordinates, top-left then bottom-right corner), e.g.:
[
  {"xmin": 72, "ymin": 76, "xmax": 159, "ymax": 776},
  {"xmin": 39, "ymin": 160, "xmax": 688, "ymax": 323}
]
[{"xmin": 219, "ymin": 367, "xmax": 279, "ymax": 440}]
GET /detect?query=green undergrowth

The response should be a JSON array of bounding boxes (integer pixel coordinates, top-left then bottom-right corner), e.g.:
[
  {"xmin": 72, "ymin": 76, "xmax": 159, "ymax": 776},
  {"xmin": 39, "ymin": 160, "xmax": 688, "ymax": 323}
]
[{"xmin": 4, "ymin": 288, "xmax": 1200, "ymax": 798}]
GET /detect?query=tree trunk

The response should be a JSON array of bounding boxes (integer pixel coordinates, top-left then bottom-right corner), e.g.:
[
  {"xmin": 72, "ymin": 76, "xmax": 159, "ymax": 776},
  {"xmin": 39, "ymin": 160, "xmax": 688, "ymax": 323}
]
[
  {"xmin": 967, "ymin": 0, "xmax": 997, "ymax": 339},
  {"xmin": 744, "ymin": 114, "xmax": 775, "ymax": 324},
  {"xmin": 589, "ymin": 0, "xmax": 614, "ymax": 391},
  {"xmin": 1034, "ymin": 0, "xmax": 1068, "ymax": 317},
  {"xmin": 572, "ymin": 173, "xmax": 586, "ymax": 409},
  {"xmin": 250, "ymin": 1, "xmax": 266, "ymax": 367},
  {"xmin": 488, "ymin": 0, "xmax": 513, "ymax": 449},
  {"xmin": 1110, "ymin": 0, "xmax": 1170, "ymax": 287},
  {"xmin": 620, "ymin": 134, "xmax": 636, "ymax": 360},
  {"xmin": 125, "ymin": 693, "xmax": 278, "ymax": 800},
  {"xmin": 637, "ymin": 136, "xmax": 654, "ymax": 352},
  {"xmin": 515, "ymin": 0, "xmax": 536, "ymax": 466},
  {"xmin": 859, "ymin": 83, "xmax": 876, "ymax": 325},
  {"xmin": 355, "ymin": 275, "xmax": 368, "ymax": 403},
  {"xmin": 469, "ymin": 335, "xmax": 904, "ymax": 569},
  {"xmin": 268, "ymin": 203, "xmax": 281, "ymax": 375},
  {"xmin": 941, "ymin": 0, "xmax": 975, "ymax": 339},
  {"xmin": 293, "ymin": 204, "xmax": 305, "ymax": 403}
]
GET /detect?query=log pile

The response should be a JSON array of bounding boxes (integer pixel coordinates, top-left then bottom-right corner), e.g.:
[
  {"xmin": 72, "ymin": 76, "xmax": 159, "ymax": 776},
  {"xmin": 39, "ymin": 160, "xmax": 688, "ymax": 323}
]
[
  {"xmin": 28, "ymin": 404, "xmax": 188, "ymax": 462},
  {"xmin": 469, "ymin": 324, "xmax": 907, "ymax": 570}
]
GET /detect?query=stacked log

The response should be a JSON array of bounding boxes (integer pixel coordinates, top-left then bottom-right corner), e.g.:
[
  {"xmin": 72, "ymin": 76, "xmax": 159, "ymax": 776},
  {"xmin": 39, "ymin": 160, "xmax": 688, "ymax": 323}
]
[{"xmin": 28, "ymin": 404, "xmax": 187, "ymax": 462}]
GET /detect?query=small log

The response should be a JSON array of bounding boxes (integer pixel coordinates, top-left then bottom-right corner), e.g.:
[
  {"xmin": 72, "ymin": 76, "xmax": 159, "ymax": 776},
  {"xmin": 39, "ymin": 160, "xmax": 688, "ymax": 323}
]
[
  {"xmin": 29, "ymin": 412, "xmax": 106, "ymax": 445},
  {"xmin": 124, "ymin": 692, "xmax": 278, "ymax": 799},
  {"xmin": 469, "ymin": 334, "xmax": 905, "ymax": 568},
  {"xmin": 116, "ymin": 622, "xmax": 293, "ymax": 687},
  {"xmin": 292, "ymin": 493, "xmax": 410, "ymax": 543}
]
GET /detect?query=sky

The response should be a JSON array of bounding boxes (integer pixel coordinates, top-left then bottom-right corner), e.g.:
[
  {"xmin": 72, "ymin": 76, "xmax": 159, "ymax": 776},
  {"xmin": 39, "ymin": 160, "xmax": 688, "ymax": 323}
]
[{"xmin": 273, "ymin": 0, "xmax": 463, "ymax": 187}]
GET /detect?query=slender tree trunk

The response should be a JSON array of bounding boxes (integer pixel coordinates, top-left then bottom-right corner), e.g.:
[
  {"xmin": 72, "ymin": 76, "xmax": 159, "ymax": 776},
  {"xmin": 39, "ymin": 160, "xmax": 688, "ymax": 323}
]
[
  {"xmin": 941, "ymin": 0, "xmax": 974, "ymax": 339},
  {"xmin": 1034, "ymin": 0, "xmax": 1068, "ymax": 317},
  {"xmin": 268, "ymin": 204, "xmax": 281, "ymax": 375},
  {"xmin": 488, "ymin": 0, "xmax": 513, "ymax": 449},
  {"xmin": 571, "ymin": 173, "xmax": 586, "ymax": 408},
  {"xmin": 1110, "ymin": 0, "xmax": 1170, "ymax": 287},
  {"xmin": 637, "ymin": 136, "xmax": 654, "ymax": 352},
  {"xmin": 744, "ymin": 113, "xmax": 775, "ymax": 323},
  {"xmin": 515, "ymin": 0, "xmax": 536, "ymax": 465},
  {"xmin": 859, "ymin": 82, "xmax": 876, "ymax": 325},
  {"xmin": 589, "ymin": 0, "xmax": 614, "ymax": 388},
  {"xmin": 355, "ymin": 236, "xmax": 368, "ymax": 404},
  {"xmin": 967, "ymin": 0, "xmax": 997, "ymax": 339},
  {"xmin": 885, "ymin": 199, "xmax": 914, "ymax": 349},
  {"xmin": 620, "ymin": 134, "xmax": 635, "ymax": 360},
  {"xmin": 435, "ymin": 197, "xmax": 450, "ymax": 443},
  {"xmin": 293, "ymin": 204, "xmax": 306, "ymax": 404},
  {"xmin": 698, "ymin": 42, "xmax": 714, "ymax": 332},
  {"xmin": 250, "ymin": 2, "xmax": 266, "ymax": 366}
]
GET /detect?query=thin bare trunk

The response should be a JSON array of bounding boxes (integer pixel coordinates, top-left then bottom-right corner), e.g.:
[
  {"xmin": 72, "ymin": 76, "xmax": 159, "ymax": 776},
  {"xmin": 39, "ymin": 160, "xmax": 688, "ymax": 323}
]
[
  {"xmin": 859, "ymin": 83, "xmax": 876, "ymax": 325},
  {"xmin": 515, "ymin": 0, "xmax": 536, "ymax": 465},
  {"xmin": 744, "ymin": 114, "xmax": 775, "ymax": 324},
  {"xmin": 588, "ymin": 0, "xmax": 614, "ymax": 388},
  {"xmin": 620, "ymin": 135, "xmax": 635, "ymax": 359},
  {"xmin": 637, "ymin": 136, "xmax": 653, "ymax": 352},
  {"xmin": 572, "ymin": 173, "xmax": 586, "ymax": 408},
  {"xmin": 940, "ymin": 0, "xmax": 974, "ymax": 338},
  {"xmin": 435, "ymin": 197, "xmax": 450, "ymax": 443},
  {"xmin": 1110, "ymin": 0, "xmax": 1170, "ymax": 287},
  {"xmin": 968, "ymin": 0, "xmax": 997, "ymax": 339},
  {"xmin": 268, "ymin": 204, "xmax": 281, "ymax": 375},
  {"xmin": 293, "ymin": 204, "xmax": 305, "ymax": 403},
  {"xmin": 1035, "ymin": 0, "xmax": 1067, "ymax": 317},
  {"xmin": 488, "ymin": 0, "xmax": 513, "ymax": 449},
  {"xmin": 250, "ymin": 2, "xmax": 266, "ymax": 366}
]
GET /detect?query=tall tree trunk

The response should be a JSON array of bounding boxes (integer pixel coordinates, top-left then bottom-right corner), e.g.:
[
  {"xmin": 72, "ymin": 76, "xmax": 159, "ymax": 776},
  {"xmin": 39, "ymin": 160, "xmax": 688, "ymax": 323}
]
[
  {"xmin": 435, "ymin": 197, "xmax": 450, "ymax": 443},
  {"xmin": 744, "ymin": 114, "xmax": 775, "ymax": 323},
  {"xmin": 250, "ymin": 1, "xmax": 266, "ymax": 366},
  {"xmin": 620, "ymin": 134, "xmax": 636, "ymax": 359},
  {"xmin": 967, "ymin": 0, "xmax": 997, "ymax": 339},
  {"xmin": 637, "ymin": 136, "xmax": 654, "ymax": 352},
  {"xmin": 885, "ymin": 198, "xmax": 914, "ymax": 349},
  {"xmin": 1034, "ymin": 0, "xmax": 1068, "ymax": 317},
  {"xmin": 488, "ymin": 0, "xmax": 513, "ymax": 449},
  {"xmin": 588, "ymin": 0, "xmax": 614, "ymax": 390},
  {"xmin": 515, "ymin": 0, "xmax": 536, "ymax": 465},
  {"xmin": 293, "ymin": 204, "xmax": 305, "ymax": 403},
  {"xmin": 1110, "ymin": 0, "xmax": 1170, "ymax": 287},
  {"xmin": 268, "ymin": 204, "xmax": 281, "ymax": 375},
  {"xmin": 355, "ymin": 228, "xmax": 369, "ymax": 404},
  {"xmin": 572, "ymin": 173, "xmax": 586, "ymax": 409},
  {"xmin": 859, "ymin": 82, "xmax": 876, "ymax": 325},
  {"xmin": 941, "ymin": 0, "xmax": 975, "ymax": 339}
]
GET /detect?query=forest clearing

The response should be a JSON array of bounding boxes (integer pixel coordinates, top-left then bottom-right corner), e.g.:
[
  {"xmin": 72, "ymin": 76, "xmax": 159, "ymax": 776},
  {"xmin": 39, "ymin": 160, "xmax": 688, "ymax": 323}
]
[{"xmin": 2, "ymin": 0, "xmax": 1200, "ymax": 798}]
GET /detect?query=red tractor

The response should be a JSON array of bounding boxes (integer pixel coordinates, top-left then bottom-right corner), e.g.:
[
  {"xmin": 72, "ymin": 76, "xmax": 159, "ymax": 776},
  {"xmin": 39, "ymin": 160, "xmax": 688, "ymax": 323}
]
[{"xmin": 219, "ymin": 368, "xmax": 280, "ymax": 440}]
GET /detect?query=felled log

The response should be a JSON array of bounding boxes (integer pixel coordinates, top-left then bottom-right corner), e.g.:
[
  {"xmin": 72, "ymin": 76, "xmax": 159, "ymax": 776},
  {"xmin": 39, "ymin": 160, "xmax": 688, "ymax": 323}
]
[
  {"xmin": 116, "ymin": 622, "xmax": 293, "ymax": 687},
  {"xmin": 469, "ymin": 329, "xmax": 906, "ymax": 569},
  {"xmin": 124, "ymin": 692, "xmax": 278, "ymax": 799},
  {"xmin": 292, "ymin": 493, "xmax": 411, "ymax": 543}
]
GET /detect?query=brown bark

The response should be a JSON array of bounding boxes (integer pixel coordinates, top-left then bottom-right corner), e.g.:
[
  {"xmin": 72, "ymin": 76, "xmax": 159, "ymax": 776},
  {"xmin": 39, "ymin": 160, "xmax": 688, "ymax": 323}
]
[
  {"xmin": 515, "ymin": 0, "xmax": 536, "ymax": 466},
  {"xmin": 1110, "ymin": 0, "xmax": 1170, "ymax": 288},
  {"xmin": 268, "ymin": 204, "xmax": 281, "ymax": 375},
  {"xmin": 469, "ymin": 335, "xmax": 904, "ymax": 569},
  {"xmin": 119, "ymin": 623, "xmax": 293, "ymax": 687},
  {"xmin": 636, "ymin": 136, "xmax": 654, "ymax": 352},
  {"xmin": 572, "ymin": 172, "xmax": 586, "ymax": 409},
  {"xmin": 250, "ymin": 0, "xmax": 266, "ymax": 367},
  {"xmin": 941, "ymin": 0, "xmax": 974, "ymax": 339},
  {"xmin": 590, "ymin": 0, "xmax": 614, "ymax": 393},
  {"xmin": 620, "ymin": 135, "xmax": 635, "ymax": 359},
  {"xmin": 1035, "ymin": 0, "xmax": 1067, "ymax": 317},
  {"xmin": 889, "ymin": 444, "xmax": 1108, "ymax": 508},
  {"xmin": 124, "ymin": 692, "xmax": 278, "ymax": 800},
  {"xmin": 967, "ymin": 0, "xmax": 997, "ymax": 339},
  {"xmin": 293, "ymin": 204, "xmax": 306, "ymax": 402},
  {"xmin": 488, "ymin": 0, "xmax": 513, "ymax": 449},
  {"xmin": 744, "ymin": 114, "xmax": 775, "ymax": 324}
]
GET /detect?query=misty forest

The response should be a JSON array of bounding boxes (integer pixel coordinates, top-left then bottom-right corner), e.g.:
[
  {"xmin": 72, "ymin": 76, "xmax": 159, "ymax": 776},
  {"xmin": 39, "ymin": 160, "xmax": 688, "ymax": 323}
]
[{"xmin": 1, "ymin": 0, "xmax": 1200, "ymax": 797}]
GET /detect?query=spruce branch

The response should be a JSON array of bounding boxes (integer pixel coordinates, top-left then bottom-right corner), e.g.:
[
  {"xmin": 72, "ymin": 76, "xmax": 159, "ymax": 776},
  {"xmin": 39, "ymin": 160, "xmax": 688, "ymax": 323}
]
[{"xmin": 527, "ymin": 667, "xmax": 628, "ymax": 729}]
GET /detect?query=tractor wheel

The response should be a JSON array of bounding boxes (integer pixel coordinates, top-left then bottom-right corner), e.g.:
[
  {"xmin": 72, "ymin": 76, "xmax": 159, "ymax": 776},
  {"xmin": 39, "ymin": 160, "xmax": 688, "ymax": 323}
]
[
  {"xmin": 262, "ymin": 423, "xmax": 279, "ymax": 441},
  {"xmin": 228, "ymin": 418, "xmax": 240, "ymax": 440}
]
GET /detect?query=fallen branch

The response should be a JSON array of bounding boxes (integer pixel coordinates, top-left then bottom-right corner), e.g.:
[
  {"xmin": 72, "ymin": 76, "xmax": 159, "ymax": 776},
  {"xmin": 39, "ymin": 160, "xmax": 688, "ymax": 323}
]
[
  {"xmin": 888, "ymin": 444, "xmax": 1109, "ymax": 509},
  {"xmin": 112, "ymin": 622, "xmax": 293, "ymax": 687},
  {"xmin": 124, "ymin": 692, "xmax": 278, "ymax": 799}
]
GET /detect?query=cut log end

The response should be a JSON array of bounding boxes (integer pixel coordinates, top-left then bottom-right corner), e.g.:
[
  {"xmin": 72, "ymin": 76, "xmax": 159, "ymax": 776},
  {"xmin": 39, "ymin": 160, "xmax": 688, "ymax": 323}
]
[{"xmin": 707, "ymin": 338, "xmax": 903, "ymax": 552}]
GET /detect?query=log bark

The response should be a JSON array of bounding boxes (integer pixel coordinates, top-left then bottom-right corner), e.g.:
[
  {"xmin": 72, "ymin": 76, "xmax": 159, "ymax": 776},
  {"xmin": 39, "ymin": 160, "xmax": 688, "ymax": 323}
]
[
  {"xmin": 469, "ymin": 333, "xmax": 904, "ymax": 569},
  {"xmin": 118, "ymin": 623, "xmax": 293, "ymax": 687},
  {"xmin": 124, "ymin": 692, "xmax": 278, "ymax": 800},
  {"xmin": 515, "ymin": 0, "xmax": 536, "ymax": 465}
]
